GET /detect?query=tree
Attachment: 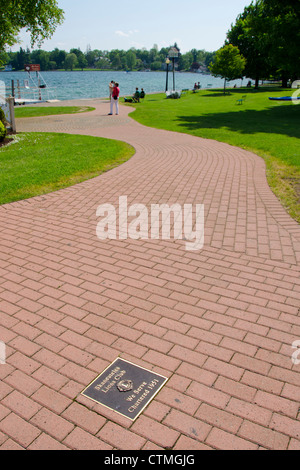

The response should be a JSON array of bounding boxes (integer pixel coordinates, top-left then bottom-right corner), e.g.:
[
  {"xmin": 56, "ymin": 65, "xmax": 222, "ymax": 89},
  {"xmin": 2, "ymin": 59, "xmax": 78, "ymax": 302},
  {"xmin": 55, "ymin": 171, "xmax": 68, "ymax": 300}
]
[
  {"xmin": 109, "ymin": 50, "xmax": 122, "ymax": 70},
  {"xmin": 77, "ymin": 54, "xmax": 87, "ymax": 70},
  {"xmin": 226, "ymin": 2, "xmax": 272, "ymax": 88},
  {"xmin": 13, "ymin": 46, "xmax": 31, "ymax": 71},
  {"xmin": 85, "ymin": 48, "xmax": 97, "ymax": 68},
  {"xmin": 227, "ymin": 0, "xmax": 300, "ymax": 87},
  {"xmin": 64, "ymin": 53, "xmax": 77, "ymax": 71},
  {"xmin": 0, "ymin": 0, "xmax": 64, "ymax": 57},
  {"xmin": 70, "ymin": 49, "xmax": 87, "ymax": 70},
  {"xmin": 31, "ymin": 49, "xmax": 50, "ymax": 70},
  {"xmin": 48, "ymin": 60, "xmax": 57, "ymax": 70},
  {"xmin": 50, "ymin": 47, "xmax": 66, "ymax": 69},
  {"xmin": 178, "ymin": 52, "xmax": 193, "ymax": 71},
  {"xmin": 150, "ymin": 61, "xmax": 162, "ymax": 71},
  {"xmin": 261, "ymin": 0, "xmax": 300, "ymax": 85},
  {"xmin": 0, "ymin": 50, "xmax": 8, "ymax": 67},
  {"xmin": 209, "ymin": 44, "xmax": 246, "ymax": 93},
  {"xmin": 126, "ymin": 50, "xmax": 136, "ymax": 70}
]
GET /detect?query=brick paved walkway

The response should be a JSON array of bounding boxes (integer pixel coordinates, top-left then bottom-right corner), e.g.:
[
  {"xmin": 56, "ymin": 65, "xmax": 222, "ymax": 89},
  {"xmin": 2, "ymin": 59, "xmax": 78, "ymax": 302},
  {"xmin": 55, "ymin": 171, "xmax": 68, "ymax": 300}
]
[{"xmin": 0, "ymin": 100, "xmax": 299, "ymax": 450}]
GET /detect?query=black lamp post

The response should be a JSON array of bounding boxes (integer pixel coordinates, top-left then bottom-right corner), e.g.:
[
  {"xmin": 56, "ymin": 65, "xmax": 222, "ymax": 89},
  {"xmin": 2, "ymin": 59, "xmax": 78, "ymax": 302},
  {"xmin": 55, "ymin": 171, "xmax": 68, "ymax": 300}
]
[
  {"xmin": 172, "ymin": 57, "xmax": 176, "ymax": 91},
  {"xmin": 165, "ymin": 58, "xmax": 170, "ymax": 92}
]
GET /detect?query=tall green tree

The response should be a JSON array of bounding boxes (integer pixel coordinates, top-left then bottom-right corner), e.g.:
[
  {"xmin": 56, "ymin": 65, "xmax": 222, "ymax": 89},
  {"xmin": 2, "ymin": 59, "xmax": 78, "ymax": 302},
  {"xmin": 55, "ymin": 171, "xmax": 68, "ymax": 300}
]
[
  {"xmin": 50, "ymin": 47, "xmax": 66, "ymax": 69},
  {"xmin": 85, "ymin": 48, "xmax": 97, "ymax": 68},
  {"xmin": 13, "ymin": 46, "xmax": 31, "ymax": 71},
  {"xmin": 109, "ymin": 50, "xmax": 122, "ymax": 70},
  {"xmin": 64, "ymin": 53, "xmax": 77, "ymax": 71},
  {"xmin": 226, "ymin": 1, "xmax": 272, "ymax": 88},
  {"xmin": 0, "ymin": 0, "xmax": 64, "ymax": 57},
  {"xmin": 227, "ymin": 0, "xmax": 300, "ymax": 87},
  {"xmin": 209, "ymin": 44, "xmax": 246, "ymax": 93},
  {"xmin": 70, "ymin": 48, "xmax": 87, "ymax": 70},
  {"xmin": 126, "ymin": 50, "xmax": 136, "ymax": 70},
  {"xmin": 262, "ymin": 0, "xmax": 300, "ymax": 85},
  {"xmin": 31, "ymin": 49, "xmax": 50, "ymax": 70}
]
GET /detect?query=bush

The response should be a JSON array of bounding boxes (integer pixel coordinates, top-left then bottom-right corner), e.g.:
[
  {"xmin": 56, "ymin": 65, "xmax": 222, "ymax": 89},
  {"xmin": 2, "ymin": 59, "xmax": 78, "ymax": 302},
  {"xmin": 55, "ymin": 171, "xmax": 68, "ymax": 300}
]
[
  {"xmin": 166, "ymin": 91, "xmax": 182, "ymax": 99},
  {"xmin": 0, "ymin": 120, "xmax": 7, "ymax": 142},
  {"xmin": 0, "ymin": 107, "xmax": 5, "ymax": 124}
]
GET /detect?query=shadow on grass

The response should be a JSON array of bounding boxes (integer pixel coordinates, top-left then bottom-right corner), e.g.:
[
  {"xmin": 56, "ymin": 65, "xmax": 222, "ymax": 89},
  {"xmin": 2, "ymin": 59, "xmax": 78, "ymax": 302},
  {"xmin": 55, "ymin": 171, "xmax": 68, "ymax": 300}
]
[
  {"xmin": 202, "ymin": 87, "xmax": 286, "ymax": 96},
  {"xmin": 177, "ymin": 104, "xmax": 300, "ymax": 139}
]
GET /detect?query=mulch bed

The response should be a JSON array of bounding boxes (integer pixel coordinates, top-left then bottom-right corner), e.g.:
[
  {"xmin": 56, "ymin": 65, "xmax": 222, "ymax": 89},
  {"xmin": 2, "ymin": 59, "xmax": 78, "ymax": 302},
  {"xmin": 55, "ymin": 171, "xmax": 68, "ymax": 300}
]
[
  {"xmin": 0, "ymin": 130, "xmax": 14, "ymax": 148},
  {"xmin": 0, "ymin": 138, "xmax": 14, "ymax": 148}
]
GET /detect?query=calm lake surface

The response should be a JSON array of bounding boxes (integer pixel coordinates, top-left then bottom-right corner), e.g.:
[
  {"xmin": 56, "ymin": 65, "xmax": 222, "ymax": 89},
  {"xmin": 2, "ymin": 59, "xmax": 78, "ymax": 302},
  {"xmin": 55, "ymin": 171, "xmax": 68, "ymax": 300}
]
[{"xmin": 0, "ymin": 70, "xmax": 247, "ymax": 102}]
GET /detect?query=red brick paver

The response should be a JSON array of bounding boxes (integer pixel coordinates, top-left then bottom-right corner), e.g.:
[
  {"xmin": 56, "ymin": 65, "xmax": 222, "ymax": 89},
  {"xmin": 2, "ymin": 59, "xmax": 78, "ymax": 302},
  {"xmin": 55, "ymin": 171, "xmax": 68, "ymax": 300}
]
[{"xmin": 0, "ymin": 99, "xmax": 299, "ymax": 450}]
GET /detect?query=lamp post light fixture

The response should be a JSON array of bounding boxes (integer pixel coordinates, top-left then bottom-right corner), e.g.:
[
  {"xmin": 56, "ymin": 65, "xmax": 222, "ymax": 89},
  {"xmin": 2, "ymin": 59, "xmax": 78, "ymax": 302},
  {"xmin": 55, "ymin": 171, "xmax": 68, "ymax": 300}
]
[{"xmin": 165, "ymin": 58, "xmax": 170, "ymax": 92}]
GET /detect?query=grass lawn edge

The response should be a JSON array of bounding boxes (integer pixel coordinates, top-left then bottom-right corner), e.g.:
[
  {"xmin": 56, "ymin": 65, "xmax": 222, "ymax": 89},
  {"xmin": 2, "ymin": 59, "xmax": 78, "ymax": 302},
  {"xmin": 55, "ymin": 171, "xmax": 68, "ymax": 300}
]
[{"xmin": 0, "ymin": 132, "xmax": 135, "ymax": 205}]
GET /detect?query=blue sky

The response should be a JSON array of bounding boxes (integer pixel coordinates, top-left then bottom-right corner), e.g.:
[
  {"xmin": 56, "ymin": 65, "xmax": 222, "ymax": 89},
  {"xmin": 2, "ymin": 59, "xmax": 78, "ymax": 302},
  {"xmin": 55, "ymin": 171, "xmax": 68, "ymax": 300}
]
[{"xmin": 14, "ymin": 0, "xmax": 252, "ymax": 53}]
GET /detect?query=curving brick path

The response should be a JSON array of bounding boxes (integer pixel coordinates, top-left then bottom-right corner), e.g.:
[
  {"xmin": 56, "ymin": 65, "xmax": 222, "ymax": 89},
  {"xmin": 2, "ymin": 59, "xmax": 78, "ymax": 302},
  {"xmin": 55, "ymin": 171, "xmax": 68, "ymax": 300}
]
[{"xmin": 0, "ymin": 99, "xmax": 299, "ymax": 450}]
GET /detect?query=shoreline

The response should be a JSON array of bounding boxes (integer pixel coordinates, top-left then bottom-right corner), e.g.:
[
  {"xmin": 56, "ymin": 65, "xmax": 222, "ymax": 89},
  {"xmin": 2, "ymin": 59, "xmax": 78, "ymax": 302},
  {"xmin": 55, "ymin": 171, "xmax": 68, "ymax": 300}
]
[
  {"xmin": 0, "ymin": 70, "xmax": 254, "ymax": 103},
  {"xmin": 0, "ymin": 69, "xmax": 207, "ymax": 74}
]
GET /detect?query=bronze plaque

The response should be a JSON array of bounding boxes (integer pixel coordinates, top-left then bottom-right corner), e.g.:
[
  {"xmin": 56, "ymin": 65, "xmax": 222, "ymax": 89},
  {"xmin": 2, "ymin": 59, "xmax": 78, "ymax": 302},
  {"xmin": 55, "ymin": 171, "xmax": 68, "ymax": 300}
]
[{"xmin": 81, "ymin": 358, "xmax": 168, "ymax": 421}]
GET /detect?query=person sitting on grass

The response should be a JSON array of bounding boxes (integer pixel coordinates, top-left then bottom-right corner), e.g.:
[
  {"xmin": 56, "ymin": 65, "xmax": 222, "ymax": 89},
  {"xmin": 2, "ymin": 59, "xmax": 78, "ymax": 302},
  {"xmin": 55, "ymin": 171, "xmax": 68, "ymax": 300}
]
[
  {"xmin": 124, "ymin": 88, "xmax": 145, "ymax": 103},
  {"xmin": 133, "ymin": 88, "xmax": 140, "ymax": 102}
]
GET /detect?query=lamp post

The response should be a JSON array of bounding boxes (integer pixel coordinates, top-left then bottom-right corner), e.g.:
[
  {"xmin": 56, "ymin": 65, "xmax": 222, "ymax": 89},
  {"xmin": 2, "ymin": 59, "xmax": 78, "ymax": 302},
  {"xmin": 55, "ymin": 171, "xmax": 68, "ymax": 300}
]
[{"xmin": 165, "ymin": 58, "xmax": 170, "ymax": 92}]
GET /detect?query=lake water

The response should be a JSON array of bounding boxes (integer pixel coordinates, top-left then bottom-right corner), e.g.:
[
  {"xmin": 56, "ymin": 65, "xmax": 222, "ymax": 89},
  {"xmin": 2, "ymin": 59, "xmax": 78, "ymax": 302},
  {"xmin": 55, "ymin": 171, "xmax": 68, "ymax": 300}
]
[{"xmin": 0, "ymin": 70, "xmax": 247, "ymax": 102}]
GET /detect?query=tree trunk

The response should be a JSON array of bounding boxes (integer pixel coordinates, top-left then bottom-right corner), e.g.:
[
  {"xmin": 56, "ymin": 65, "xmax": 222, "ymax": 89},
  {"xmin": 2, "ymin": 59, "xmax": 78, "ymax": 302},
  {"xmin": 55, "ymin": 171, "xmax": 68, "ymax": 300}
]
[
  {"xmin": 224, "ymin": 78, "xmax": 226, "ymax": 95},
  {"xmin": 282, "ymin": 73, "xmax": 288, "ymax": 88}
]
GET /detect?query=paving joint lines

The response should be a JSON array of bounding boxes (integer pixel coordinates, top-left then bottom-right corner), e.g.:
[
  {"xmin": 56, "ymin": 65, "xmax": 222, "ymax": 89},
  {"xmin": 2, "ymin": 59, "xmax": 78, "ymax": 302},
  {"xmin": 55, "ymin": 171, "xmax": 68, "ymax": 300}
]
[{"xmin": 0, "ymin": 99, "xmax": 299, "ymax": 450}]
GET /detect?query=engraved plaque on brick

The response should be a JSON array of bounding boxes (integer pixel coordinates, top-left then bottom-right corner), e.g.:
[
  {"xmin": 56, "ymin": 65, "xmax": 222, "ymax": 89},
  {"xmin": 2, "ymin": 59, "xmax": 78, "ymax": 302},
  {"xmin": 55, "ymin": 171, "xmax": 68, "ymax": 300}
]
[{"xmin": 81, "ymin": 358, "xmax": 168, "ymax": 421}]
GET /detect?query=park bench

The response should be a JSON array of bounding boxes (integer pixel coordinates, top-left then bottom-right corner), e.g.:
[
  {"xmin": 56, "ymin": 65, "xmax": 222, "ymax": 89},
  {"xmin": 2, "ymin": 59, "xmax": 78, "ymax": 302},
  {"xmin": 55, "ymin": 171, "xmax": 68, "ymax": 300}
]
[{"xmin": 236, "ymin": 95, "xmax": 247, "ymax": 105}]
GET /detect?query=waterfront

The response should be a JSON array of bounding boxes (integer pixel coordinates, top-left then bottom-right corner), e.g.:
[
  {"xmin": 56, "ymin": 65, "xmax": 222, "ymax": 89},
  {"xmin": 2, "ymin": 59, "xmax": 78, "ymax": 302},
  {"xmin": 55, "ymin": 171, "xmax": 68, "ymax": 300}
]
[{"xmin": 0, "ymin": 70, "xmax": 247, "ymax": 101}]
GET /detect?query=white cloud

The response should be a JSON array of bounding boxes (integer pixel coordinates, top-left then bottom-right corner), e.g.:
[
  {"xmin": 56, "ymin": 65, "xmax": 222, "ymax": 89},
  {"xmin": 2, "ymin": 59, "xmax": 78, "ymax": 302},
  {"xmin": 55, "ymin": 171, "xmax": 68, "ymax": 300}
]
[
  {"xmin": 115, "ymin": 30, "xmax": 139, "ymax": 38},
  {"xmin": 115, "ymin": 30, "xmax": 130, "ymax": 37}
]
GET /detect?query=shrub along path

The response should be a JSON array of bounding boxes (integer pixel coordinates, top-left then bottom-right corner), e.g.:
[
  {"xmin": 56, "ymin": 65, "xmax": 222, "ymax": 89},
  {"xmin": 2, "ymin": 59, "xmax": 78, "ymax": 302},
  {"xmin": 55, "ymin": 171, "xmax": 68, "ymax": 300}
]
[{"xmin": 0, "ymin": 99, "xmax": 299, "ymax": 450}]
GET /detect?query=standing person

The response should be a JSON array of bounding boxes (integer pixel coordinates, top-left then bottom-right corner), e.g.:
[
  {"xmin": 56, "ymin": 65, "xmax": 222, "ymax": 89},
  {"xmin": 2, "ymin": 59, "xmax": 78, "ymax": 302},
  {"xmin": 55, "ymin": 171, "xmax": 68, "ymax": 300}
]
[
  {"xmin": 109, "ymin": 82, "xmax": 120, "ymax": 115},
  {"xmin": 109, "ymin": 80, "xmax": 115, "ymax": 100}
]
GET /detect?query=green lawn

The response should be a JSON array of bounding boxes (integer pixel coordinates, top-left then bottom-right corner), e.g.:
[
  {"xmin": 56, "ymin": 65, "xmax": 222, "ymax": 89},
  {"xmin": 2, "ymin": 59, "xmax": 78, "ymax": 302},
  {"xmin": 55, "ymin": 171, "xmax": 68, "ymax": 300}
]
[
  {"xmin": 14, "ymin": 106, "xmax": 95, "ymax": 118},
  {"xmin": 0, "ymin": 133, "xmax": 134, "ymax": 205},
  {"xmin": 126, "ymin": 87, "xmax": 300, "ymax": 222}
]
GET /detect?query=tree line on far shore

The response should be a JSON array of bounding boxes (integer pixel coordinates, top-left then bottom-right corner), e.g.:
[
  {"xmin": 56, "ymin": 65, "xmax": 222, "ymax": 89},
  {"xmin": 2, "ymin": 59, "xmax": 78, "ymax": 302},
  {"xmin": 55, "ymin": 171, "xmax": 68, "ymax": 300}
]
[{"xmin": 0, "ymin": 45, "xmax": 216, "ymax": 73}]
